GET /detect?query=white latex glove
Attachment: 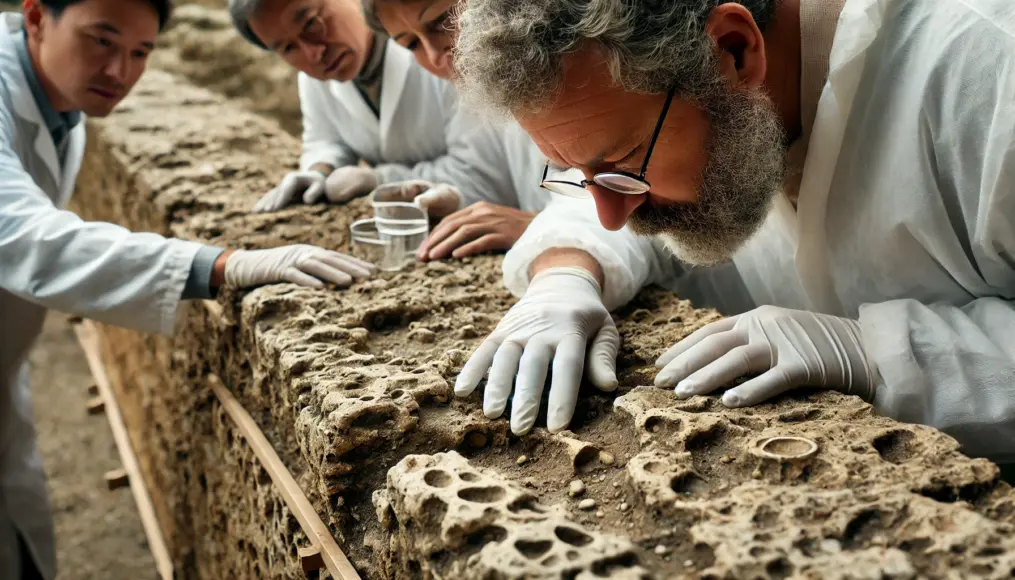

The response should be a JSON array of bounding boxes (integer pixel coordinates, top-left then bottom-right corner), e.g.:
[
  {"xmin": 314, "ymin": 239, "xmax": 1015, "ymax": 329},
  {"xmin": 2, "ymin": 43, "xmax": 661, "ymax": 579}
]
[
  {"xmin": 654, "ymin": 305, "xmax": 879, "ymax": 407},
  {"xmin": 324, "ymin": 166, "xmax": 380, "ymax": 203},
  {"xmin": 253, "ymin": 170, "xmax": 327, "ymax": 213},
  {"xmin": 455, "ymin": 267, "xmax": 620, "ymax": 435},
  {"xmin": 368, "ymin": 180, "xmax": 463, "ymax": 217},
  {"xmin": 224, "ymin": 244, "xmax": 376, "ymax": 289}
]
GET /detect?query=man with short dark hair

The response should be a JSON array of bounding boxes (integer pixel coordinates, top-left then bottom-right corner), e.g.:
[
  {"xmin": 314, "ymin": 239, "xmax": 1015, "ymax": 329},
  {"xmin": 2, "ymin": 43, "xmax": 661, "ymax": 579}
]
[{"xmin": 0, "ymin": 1, "xmax": 376, "ymax": 576}]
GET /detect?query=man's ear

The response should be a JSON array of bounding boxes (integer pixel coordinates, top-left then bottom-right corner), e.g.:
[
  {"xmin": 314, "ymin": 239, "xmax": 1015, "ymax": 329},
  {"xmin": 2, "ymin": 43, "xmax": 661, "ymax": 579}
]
[
  {"xmin": 22, "ymin": 0, "xmax": 46, "ymax": 41},
  {"xmin": 705, "ymin": 3, "xmax": 767, "ymax": 88}
]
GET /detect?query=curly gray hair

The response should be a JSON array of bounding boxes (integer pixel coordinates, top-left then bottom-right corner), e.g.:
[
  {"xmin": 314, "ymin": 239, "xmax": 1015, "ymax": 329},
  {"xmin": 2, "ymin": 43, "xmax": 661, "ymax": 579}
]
[{"xmin": 453, "ymin": 0, "xmax": 777, "ymax": 116}]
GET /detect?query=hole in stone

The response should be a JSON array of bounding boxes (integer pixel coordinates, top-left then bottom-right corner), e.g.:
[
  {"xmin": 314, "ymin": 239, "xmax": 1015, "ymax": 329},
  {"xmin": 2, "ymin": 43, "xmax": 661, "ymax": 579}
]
[
  {"xmin": 421, "ymin": 496, "xmax": 448, "ymax": 526},
  {"xmin": 566, "ymin": 550, "xmax": 580, "ymax": 561},
  {"xmin": 458, "ymin": 471, "xmax": 481, "ymax": 483},
  {"xmin": 777, "ymin": 408, "xmax": 822, "ymax": 423},
  {"xmin": 390, "ymin": 390, "xmax": 405, "ymax": 399},
  {"xmin": 978, "ymin": 546, "xmax": 1005, "ymax": 557},
  {"xmin": 685, "ymin": 425, "xmax": 725, "ymax": 453},
  {"xmin": 643, "ymin": 461, "xmax": 667, "ymax": 475},
  {"xmin": 670, "ymin": 472, "xmax": 709, "ymax": 496},
  {"xmin": 507, "ymin": 497, "xmax": 546, "ymax": 515},
  {"xmin": 873, "ymin": 430, "xmax": 918, "ymax": 464},
  {"xmin": 351, "ymin": 409, "xmax": 397, "ymax": 428},
  {"xmin": 591, "ymin": 552, "xmax": 640, "ymax": 576},
  {"xmin": 424, "ymin": 470, "xmax": 453, "ymax": 488},
  {"xmin": 766, "ymin": 558, "xmax": 794, "ymax": 579},
  {"xmin": 541, "ymin": 554, "xmax": 561, "ymax": 567},
  {"xmin": 465, "ymin": 525, "xmax": 507, "ymax": 548},
  {"xmin": 749, "ymin": 546, "xmax": 766, "ymax": 557},
  {"xmin": 515, "ymin": 539, "xmax": 554, "ymax": 559},
  {"xmin": 458, "ymin": 486, "xmax": 507, "ymax": 503},
  {"xmin": 752, "ymin": 505, "xmax": 779, "ymax": 528},
  {"xmin": 759, "ymin": 437, "xmax": 817, "ymax": 459},
  {"xmin": 555, "ymin": 526, "xmax": 593, "ymax": 547},
  {"xmin": 843, "ymin": 509, "xmax": 883, "ymax": 548},
  {"xmin": 360, "ymin": 396, "xmax": 375, "ymax": 402},
  {"xmin": 573, "ymin": 446, "xmax": 599, "ymax": 472},
  {"xmin": 917, "ymin": 480, "xmax": 997, "ymax": 505},
  {"xmin": 644, "ymin": 415, "xmax": 681, "ymax": 436}
]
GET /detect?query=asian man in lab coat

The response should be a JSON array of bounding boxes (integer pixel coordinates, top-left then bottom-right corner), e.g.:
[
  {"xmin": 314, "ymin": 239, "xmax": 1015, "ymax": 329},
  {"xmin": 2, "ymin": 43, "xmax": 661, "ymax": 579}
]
[
  {"xmin": 229, "ymin": 0, "xmax": 518, "ymax": 220},
  {"xmin": 0, "ymin": 0, "xmax": 376, "ymax": 577},
  {"xmin": 448, "ymin": 0, "xmax": 1015, "ymax": 466}
]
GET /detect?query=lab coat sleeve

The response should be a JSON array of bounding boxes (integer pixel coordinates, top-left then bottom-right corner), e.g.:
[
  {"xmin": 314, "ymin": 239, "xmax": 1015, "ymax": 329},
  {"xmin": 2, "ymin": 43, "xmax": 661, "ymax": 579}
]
[
  {"xmin": 501, "ymin": 194, "xmax": 680, "ymax": 311},
  {"xmin": 0, "ymin": 126, "xmax": 203, "ymax": 336},
  {"xmin": 860, "ymin": 27, "xmax": 1015, "ymax": 463},
  {"xmin": 298, "ymin": 74, "xmax": 359, "ymax": 171},
  {"xmin": 373, "ymin": 86, "xmax": 518, "ymax": 208}
]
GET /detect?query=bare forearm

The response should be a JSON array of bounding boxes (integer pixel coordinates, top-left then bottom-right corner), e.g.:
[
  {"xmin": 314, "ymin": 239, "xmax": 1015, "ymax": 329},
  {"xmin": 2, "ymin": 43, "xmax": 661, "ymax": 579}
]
[{"xmin": 529, "ymin": 248, "xmax": 605, "ymax": 287}]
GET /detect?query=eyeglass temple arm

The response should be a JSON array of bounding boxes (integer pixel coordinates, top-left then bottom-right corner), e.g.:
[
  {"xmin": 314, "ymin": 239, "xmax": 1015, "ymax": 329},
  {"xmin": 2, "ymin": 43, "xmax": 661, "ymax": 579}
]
[{"xmin": 639, "ymin": 87, "xmax": 678, "ymax": 176}]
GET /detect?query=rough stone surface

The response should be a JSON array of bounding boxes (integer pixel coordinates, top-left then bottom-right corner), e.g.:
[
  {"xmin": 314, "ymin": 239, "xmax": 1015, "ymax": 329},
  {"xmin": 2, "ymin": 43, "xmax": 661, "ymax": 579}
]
[{"xmin": 66, "ymin": 39, "xmax": 1015, "ymax": 580}]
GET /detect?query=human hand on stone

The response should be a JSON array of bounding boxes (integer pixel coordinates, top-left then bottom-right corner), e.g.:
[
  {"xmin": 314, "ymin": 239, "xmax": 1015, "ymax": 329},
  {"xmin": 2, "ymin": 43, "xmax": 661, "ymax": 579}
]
[
  {"xmin": 223, "ymin": 244, "xmax": 375, "ymax": 289},
  {"xmin": 252, "ymin": 170, "xmax": 327, "ymax": 213},
  {"xmin": 416, "ymin": 201, "xmax": 536, "ymax": 261},
  {"xmin": 369, "ymin": 180, "xmax": 464, "ymax": 217},
  {"xmin": 454, "ymin": 267, "xmax": 620, "ymax": 435},
  {"xmin": 654, "ymin": 306, "xmax": 880, "ymax": 406},
  {"xmin": 323, "ymin": 166, "xmax": 380, "ymax": 203}
]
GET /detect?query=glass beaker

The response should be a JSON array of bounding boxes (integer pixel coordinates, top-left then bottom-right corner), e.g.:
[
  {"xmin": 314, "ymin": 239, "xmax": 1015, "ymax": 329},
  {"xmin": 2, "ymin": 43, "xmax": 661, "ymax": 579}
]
[
  {"xmin": 371, "ymin": 201, "xmax": 429, "ymax": 271},
  {"xmin": 349, "ymin": 218, "xmax": 389, "ymax": 267}
]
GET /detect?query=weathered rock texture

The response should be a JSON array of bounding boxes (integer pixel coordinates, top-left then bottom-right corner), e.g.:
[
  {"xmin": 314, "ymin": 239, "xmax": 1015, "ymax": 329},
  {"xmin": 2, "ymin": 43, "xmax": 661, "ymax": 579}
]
[{"xmin": 68, "ymin": 65, "xmax": 1015, "ymax": 580}]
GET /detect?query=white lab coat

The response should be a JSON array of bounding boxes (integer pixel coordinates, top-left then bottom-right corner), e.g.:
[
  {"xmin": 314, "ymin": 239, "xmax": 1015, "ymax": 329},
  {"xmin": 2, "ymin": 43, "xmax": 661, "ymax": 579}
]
[
  {"xmin": 504, "ymin": 0, "xmax": 1015, "ymax": 463},
  {"xmin": 0, "ymin": 13, "xmax": 204, "ymax": 578},
  {"xmin": 298, "ymin": 40, "xmax": 521, "ymax": 208}
]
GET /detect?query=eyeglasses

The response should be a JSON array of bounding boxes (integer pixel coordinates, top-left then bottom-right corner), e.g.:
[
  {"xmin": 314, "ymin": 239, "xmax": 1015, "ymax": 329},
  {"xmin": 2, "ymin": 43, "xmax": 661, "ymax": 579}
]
[{"xmin": 540, "ymin": 86, "xmax": 677, "ymax": 199}]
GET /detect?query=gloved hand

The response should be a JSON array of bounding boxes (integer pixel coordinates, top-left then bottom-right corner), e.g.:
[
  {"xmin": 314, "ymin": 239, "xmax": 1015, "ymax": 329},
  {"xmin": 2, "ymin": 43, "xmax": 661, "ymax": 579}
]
[
  {"xmin": 369, "ymin": 180, "xmax": 464, "ymax": 217},
  {"xmin": 253, "ymin": 170, "xmax": 327, "ymax": 213},
  {"xmin": 455, "ymin": 267, "xmax": 620, "ymax": 435},
  {"xmin": 323, "ymin": 166, "xmax": 380, "ymax": 203},
  {"xmin": 224, "ymin": 244, "xmax": 376, "ymax": 289},
  {"xmin": 654, "ymin": 305, "xmax": 880, "ymax": 407}
]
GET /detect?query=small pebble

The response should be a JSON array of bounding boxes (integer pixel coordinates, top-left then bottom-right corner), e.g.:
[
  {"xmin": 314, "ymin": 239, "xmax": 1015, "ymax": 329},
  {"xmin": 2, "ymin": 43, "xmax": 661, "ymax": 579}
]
[
  {"xmin": 595, "ymin": 510, "xmax": 605, "ymax": 518},
  {"xmin": 569, "ymin": 480, "xmax": 586, "ymax": 497},
  {"xmin": 720, "ymin": 455, "xmax": 736, "ymax": 464},
  {"xmin": 654, "ymin": 545, "xmax": 668, "ymax": 556},
  {"xmin": 627, "ymin": 522, "xmax": 635, "ymax": 529},
  {"xmin": 516, "ymin": 455, "xmax": 528, "ymax": 466},
  {"xmin": 603, "ymin": 498, "xmax": 611, "ymax": 504},
  {"xmin": 612, "ymin": 481, "xmax": 621, "ymax": 488},
  {"xmin": 408, "ymin": 328, "xmax": 436, "ymax": 344},
  {"xmin": 578, "ymin": 499, "xmax": 597, "ymax": 511},
  {"xmin": 599, "ymin": 451, "xmax": 616, "ymax": 466},
  {"xmin": 457, "ymin": 325, "xmax": 479, "ymax": 339},
  {"xmin": 619, "ymin": 502, "xmax": 630, "ymax": 512},
  {"xmin": 684, "ymin": 559, "xmax": 694, "ymax": 568}
]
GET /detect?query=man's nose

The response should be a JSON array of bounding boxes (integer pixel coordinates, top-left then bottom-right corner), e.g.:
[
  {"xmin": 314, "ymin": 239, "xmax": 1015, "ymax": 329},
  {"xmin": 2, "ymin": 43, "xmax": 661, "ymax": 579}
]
[
  {"xmin": 300, "ymin": 40, "xmax": 324, "ymax": 64},
  {"xmin": 588, "ymin": 184, "xmax": 645, "ymax": 231},
  {"xmin": 103, "ymin": 53, "xmax": 128, "ymax": 83}
]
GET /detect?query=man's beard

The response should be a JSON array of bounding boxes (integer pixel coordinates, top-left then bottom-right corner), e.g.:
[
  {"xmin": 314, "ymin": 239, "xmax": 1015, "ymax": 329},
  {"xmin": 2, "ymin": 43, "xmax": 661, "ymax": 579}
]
[{"xmin": 628, "ymin": 83, "xmax": 787, "ymax": 266}]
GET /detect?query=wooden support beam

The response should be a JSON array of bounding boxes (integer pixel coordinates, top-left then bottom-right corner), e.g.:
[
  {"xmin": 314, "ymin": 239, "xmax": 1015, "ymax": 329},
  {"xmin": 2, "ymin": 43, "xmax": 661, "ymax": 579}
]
[
  {"xmin": 73, "ymin": 321, "xmax": 175, "ymax": 580},
  {"xmin": 207, "ymin": 374, "xmax": 362, "ymax": 580},
  {"xmin": 105, "ymin": 468, "xmax": 130, "ymax": 490}
]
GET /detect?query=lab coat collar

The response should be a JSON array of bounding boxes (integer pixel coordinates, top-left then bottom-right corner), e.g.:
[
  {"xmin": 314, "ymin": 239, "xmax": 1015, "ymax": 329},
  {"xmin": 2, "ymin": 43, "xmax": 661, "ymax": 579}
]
[
  {"xmin": 0, "ymin": 13, "xmax": 63, "ymax": 188},
  {"xmin": 11, "ymin": 28, "xmax": 81, "ymax": 146}
]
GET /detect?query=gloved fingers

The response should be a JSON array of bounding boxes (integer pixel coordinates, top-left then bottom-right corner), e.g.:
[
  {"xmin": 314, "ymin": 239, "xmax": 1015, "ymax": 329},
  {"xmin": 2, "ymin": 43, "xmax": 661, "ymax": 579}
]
[
  {"xmin": 252, "ymin": 188, "xmax": 279, "ymax": 213},
  {"xmin": 587, "ymin": 318, "xmax": 620, "ymax": 392},
  {"xmin": 547, "ymin": 334, "xmax": 587, "ymax": 433},
  {"xmin": 280, "ymin": 267, "xmax": 326, "ymax": 288},
  {"xmin": 427, "ymin": 223, "xmax": 490, "ymax": 261},
  {"xmin": 721, "ymin": 365, "xmax": 799, "ymax": 408},
  {"xmin": 415, "ymin": 186, "xmax": 462, "ymax": 217},
  {"xmin": 369, "ymin": 180, "xmax": 432, "ymax": 204},
  {"xmin": 510, "ymin": 338, "xmax": 553, "ymax": 435},
  {"xmin": 654, "ymin": 329, "xmax": 745, "ymax": 389},
  {"xmin": 298, "ymin": 258, "xmax": 354, "ymax": 287},
  {"xmin": 455, "ymin": 339, "xmax": 500, "ymax": 397},
  {"xmin": 655, "ymin": 315, "xmax": 739, "ymax": 368},
  {"xmin": 316, "ymin": 251, "xmax": 376, "ymax": 278},
  {"xmin": 674, "ymin": 343, "xmax": 771, "ymax": 399},
  {"xmin": 483, "ymin": 341, "xmax": 524, "ymax": 420},
  {"xmin": 451, "ymin": 233, "xmax": 511, "ymax": 259},
  {"xmin": 302, "ymin": 180, "xmax": 326, "ymax": 205}
]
